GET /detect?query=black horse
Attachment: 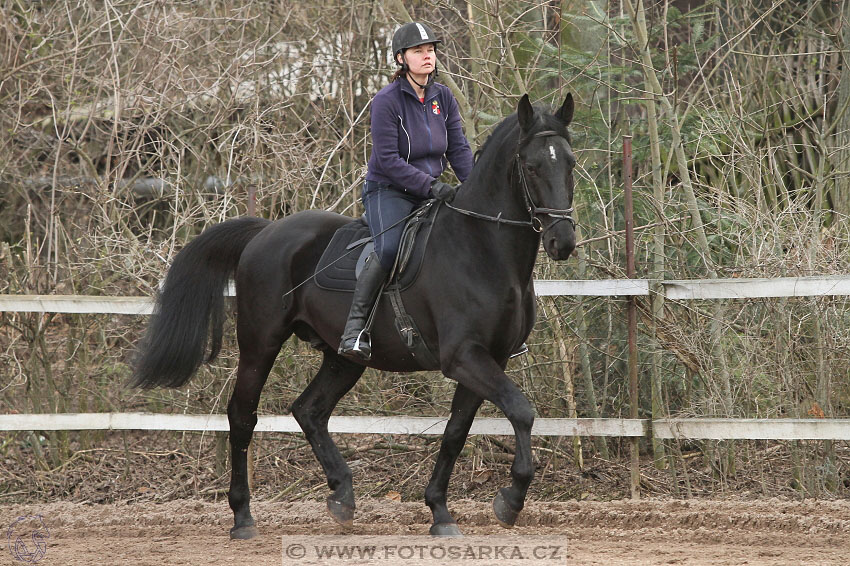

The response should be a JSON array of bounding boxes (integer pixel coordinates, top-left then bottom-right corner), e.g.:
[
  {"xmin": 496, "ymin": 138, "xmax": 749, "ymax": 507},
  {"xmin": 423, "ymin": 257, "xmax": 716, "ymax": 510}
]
[{"xmin": 131, "ymin": 93, "xmax": 577, "ymax": 538}]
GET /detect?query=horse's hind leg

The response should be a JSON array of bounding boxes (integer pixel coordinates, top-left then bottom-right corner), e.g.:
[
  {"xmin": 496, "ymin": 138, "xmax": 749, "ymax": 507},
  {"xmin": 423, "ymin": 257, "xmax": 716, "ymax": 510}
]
[
  {"xmin": 228, "ymin": 334, "xmax": 289, "ymax": 540},
  {"xmin": 291, "ymin": 350, "xmax": 365, "ymax": 525},
  {"xmin": 425, "ymin": 384, "xmax": 482, "ymax": 537}
]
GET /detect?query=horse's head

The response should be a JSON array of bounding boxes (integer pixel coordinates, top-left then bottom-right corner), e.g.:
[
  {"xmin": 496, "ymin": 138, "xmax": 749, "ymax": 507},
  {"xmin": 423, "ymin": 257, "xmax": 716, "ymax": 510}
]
[{"xmin": 515, "ymin": 93, "xmax": 577, "ymax": 261}]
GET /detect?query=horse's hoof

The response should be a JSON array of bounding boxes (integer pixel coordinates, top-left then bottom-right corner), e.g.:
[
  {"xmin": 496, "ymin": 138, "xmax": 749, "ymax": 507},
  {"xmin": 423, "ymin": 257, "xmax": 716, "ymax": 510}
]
[
  {"xmin": 430, "ymin": 523, "xmax": 463, "ymax": 537},
  {"xmin": 327, "ymin": 496, "xmax": 355, "ymax": 526},
  {"xmin": 492, "ymin": 489, "xmax": 521, "ymax": 528},
  {"xmin": 229, "ymin": 524, "xmax": 259, "ymax": 540}
]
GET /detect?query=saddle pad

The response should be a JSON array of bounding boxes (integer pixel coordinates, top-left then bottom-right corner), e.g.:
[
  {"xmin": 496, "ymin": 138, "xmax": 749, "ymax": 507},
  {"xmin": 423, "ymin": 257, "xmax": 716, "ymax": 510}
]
[
  {"xmin": 314, "ymin": 204, "xmax": 439, "ymax": 292},
  {"xmin": 314, "ymin": 218, "xmax": 371, "ymax": 292}
]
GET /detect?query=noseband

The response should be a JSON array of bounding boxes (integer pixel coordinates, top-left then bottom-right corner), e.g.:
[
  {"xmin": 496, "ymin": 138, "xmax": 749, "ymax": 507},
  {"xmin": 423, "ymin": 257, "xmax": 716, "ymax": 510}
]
[{"xmin": 445, "ymin": 129, "xmax": 576, "ymax": 234}]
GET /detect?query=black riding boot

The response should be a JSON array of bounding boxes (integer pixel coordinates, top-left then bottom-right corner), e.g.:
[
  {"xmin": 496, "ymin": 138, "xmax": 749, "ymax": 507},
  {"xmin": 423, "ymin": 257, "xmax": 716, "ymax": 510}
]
[{"xmin": 338, "ymin": 252, "xmax": 388, "ymax": 360}]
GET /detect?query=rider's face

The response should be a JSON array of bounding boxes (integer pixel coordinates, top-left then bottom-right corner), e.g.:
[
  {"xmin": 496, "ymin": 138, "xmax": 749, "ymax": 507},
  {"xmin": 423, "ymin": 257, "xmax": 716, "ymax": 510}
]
[{"xmin": 398, "ymin": 43, "xmax": 436, "ymax": 79}]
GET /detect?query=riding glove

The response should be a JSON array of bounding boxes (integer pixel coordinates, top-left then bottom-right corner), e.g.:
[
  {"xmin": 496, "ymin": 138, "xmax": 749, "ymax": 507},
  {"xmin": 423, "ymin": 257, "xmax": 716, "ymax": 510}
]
[{"xmin": 430, "ymin": 180, "xmax": 457, "ymax": 203}]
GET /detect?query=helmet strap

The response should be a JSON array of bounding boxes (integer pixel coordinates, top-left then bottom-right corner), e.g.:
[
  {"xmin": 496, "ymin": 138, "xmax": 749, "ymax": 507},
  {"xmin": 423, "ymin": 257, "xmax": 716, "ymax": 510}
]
[{"xmin": 406, "ymin": 71, "xmax": 433, "ymax": 89}]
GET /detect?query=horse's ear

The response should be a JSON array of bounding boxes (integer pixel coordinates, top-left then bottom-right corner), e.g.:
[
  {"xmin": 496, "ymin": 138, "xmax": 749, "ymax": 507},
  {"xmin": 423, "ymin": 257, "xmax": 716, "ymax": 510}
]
[
  {"xmin": 557, "ymin": 93, "xmax": 574, "ymax": 125},
  {"xmin": 517, "ymin": 94, "xmax": 534, "ymax": 131}
]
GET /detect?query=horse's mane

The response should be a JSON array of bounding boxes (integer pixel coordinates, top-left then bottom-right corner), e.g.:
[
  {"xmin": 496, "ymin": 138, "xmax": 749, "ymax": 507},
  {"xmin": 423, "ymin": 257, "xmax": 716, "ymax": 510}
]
[
  {"xmin": 473, "ymin": 113, "xmax": 520, "ymax": 165},
  {"xmin": 470, "ymin": 104, "xmax": 571, "ymax": 178}
]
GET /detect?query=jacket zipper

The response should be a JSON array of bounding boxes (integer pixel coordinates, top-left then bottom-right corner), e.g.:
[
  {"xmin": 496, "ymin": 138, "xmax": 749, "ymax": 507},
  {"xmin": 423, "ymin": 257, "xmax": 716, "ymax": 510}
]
[{"xmin": 421, "ymin": 98, "xmax": 434, "ymax": 176}]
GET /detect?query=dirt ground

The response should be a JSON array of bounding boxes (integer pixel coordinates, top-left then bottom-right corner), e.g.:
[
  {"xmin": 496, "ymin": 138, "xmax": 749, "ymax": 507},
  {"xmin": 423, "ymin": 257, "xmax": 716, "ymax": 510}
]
[
  {"xmin": 3, "ymin": 497, "xmax": 849, "ymax": 565},
  {"xmin": 3, "ymin": 432, "xmax": 850, "ymax": 564}
]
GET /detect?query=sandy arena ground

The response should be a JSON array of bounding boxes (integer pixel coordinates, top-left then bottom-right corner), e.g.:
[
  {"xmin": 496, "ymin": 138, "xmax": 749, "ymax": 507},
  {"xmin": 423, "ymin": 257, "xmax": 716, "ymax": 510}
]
[{"xmin": 3, "ymin": 497, "xmax": 849, "ymax": 565}]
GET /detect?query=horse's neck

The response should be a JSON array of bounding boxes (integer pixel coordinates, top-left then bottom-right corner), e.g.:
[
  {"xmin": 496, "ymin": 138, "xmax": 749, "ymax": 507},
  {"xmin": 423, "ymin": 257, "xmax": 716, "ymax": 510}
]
[
  {"xmin": 455, "ymin": 140, "xmax": 525, "ymax": 220},
  {"xmin": 447, "ymin": 150, "xmax": 541, "ymax": 285}
]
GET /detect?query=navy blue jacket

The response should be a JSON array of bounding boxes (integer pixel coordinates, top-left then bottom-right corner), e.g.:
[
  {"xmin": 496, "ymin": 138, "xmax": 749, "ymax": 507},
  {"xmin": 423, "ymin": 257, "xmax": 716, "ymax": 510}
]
[{"xmin": 365, "ymin": 78, "xmax": 474, "ymax": 198}]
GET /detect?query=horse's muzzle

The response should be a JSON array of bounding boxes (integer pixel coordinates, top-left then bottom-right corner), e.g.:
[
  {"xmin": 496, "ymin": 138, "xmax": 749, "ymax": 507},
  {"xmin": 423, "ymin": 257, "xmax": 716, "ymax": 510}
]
[{"xmin": 542, "ymin": 222, "xmax": 576, "ymax": 261}]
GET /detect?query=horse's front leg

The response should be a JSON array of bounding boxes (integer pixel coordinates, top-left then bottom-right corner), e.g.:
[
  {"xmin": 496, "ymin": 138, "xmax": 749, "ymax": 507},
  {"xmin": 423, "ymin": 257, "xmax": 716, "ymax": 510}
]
[
  {"xmin": 446, "ymin": 344, "xmax": 535, "ymax": 528},
  {"xmin": 424, "ymin": 384, "xmax": 483, "ymax": 536}
]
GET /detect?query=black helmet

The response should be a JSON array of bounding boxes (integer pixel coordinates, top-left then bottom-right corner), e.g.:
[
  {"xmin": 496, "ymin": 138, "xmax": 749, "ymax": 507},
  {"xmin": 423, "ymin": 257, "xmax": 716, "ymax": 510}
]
[{"xmin": 392, "ymin": 22, "xmax": 442, "ymax": 64}]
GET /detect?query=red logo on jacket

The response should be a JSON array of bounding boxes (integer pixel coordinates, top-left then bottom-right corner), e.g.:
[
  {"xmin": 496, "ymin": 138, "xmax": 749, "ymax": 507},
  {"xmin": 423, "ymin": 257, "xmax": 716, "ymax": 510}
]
[{"xmin": 431, "ymin": 100, "xmax": 441, "ymax": 115}]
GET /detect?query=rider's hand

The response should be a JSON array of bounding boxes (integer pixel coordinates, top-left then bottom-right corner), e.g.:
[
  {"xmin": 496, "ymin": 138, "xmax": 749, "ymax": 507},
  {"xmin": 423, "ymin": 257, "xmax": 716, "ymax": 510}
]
[{"xmin": 430, "ymin": 180, "xmax": 457, "ymax": 203}]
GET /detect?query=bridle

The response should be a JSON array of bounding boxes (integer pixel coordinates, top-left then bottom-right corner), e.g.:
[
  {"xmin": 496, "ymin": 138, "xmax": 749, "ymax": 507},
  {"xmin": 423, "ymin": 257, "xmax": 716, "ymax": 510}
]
[
  {"xmin": 445, "ymin": 129, "xmax": 576, "ymax": 234},
  {"xmin": 516, "ymin": 130, "xmax": 576, "ymax": 234}
]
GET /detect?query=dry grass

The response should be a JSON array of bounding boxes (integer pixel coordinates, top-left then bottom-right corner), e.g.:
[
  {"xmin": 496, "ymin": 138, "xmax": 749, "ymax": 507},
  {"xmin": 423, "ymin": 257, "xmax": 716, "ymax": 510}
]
[{"xmin": 1, "ymin": 0, "xmax": 849, "ymax": 496}]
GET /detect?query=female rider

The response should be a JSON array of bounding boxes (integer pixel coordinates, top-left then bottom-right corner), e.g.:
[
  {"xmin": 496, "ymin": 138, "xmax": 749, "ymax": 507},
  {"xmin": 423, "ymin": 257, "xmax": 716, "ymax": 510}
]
[{"xmin": 338, "ymin": 21, "xmax": 474, "ymax": 359}]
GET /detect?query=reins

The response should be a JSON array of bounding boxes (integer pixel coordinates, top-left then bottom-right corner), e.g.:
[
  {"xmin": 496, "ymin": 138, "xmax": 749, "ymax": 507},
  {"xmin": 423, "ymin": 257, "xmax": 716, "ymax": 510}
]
[
  {"xmin": 443, "ymin": 202, "xmax": 535, "ymax": 228},
  {"xmin": 445, "ymin": 129, "xmax": 575, "ymax": 234}
]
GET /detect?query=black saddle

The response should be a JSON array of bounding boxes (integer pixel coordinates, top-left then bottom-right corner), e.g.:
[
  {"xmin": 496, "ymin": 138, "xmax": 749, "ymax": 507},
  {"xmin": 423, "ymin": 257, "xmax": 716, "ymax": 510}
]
[{"xmin": 314, "ymin": 202, "xmax": 439, "ymax": 292}]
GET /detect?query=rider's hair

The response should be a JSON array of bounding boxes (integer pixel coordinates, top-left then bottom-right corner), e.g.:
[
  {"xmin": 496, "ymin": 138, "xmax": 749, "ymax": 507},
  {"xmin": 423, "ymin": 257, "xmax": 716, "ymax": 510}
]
[{"xmin": 390, "ymin": 63, "xmax": 408, "ymax": 82}]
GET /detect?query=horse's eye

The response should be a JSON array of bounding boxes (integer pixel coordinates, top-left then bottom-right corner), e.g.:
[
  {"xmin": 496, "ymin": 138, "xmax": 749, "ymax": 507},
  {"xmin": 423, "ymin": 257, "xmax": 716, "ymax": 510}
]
[{"xmin": 526, "ymin": 164, "xmax": 537, "ymax": 176}]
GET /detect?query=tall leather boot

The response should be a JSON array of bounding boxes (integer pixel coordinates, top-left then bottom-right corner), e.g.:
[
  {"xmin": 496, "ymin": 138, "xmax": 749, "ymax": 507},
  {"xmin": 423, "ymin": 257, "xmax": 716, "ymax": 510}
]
[{"xmin": 338, "ymin": 252, "xmax": 388, "ymax": 360}]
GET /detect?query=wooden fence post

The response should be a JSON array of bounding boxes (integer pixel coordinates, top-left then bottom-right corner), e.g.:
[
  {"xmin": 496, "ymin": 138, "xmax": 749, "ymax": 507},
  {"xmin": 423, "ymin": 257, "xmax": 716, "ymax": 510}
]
[{"xmin": 624, "ymin": 135, "xmax": 641, "ymax": 499}]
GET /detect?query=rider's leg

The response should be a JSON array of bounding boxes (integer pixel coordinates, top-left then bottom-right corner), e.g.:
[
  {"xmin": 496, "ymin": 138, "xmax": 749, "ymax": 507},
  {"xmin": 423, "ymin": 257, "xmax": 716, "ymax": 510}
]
[
  {"xmin": 338, "ymin": 182, "xmax": 420, "ymax": 359},
  {"xmin": 362, "ymin": 182, "xmax": 422, "ymax": 271},
  {"xmin": 338, "ymin": 251, "xmax": 388, "ymax": 358}
]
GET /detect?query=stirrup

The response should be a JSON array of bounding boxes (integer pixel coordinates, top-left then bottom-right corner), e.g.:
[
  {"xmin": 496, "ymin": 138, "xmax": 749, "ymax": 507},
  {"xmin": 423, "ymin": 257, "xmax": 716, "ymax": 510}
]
[
  {"xmin": 339, "ymin": 329, "xmax": 372, "ymax": 360},
  {"xmin": 352, "ymin": 330, "xmax": 371, "ymax": 355},
  {"xmin": 509, "ymin": 342, "xmax": 529, "ymax": 359}
]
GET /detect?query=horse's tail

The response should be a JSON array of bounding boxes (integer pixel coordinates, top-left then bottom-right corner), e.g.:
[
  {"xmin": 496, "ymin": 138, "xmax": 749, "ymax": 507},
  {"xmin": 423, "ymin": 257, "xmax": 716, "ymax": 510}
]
[{"xmin": 130, "ymin": 217, "xmax": 271, "ymax": 389}]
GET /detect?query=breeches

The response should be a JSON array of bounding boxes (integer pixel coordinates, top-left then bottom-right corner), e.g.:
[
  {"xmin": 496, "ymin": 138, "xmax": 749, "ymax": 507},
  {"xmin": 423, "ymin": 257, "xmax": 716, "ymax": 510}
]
[{"xmin": 362, "ymin": 181, "xmax": 426, "ymax": 271}]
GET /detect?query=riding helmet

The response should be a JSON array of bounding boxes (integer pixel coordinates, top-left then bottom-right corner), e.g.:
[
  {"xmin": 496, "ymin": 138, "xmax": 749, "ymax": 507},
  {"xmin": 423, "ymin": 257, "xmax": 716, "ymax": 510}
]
[{"xmin": 392, "ymin": 22, "xmax": 442, "ymax": 63}]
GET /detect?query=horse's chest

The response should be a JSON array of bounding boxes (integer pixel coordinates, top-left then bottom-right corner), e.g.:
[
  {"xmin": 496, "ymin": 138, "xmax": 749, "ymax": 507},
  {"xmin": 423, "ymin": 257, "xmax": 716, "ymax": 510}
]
[{"xmin": 502, "ymin": 286, "xmax": 535, "ymax": 327}]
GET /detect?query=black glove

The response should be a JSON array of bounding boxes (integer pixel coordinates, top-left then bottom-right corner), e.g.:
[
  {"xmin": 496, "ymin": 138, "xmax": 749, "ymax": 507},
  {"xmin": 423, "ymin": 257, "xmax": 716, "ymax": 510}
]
[{"xmin": 430, "ymin": 180, "xmax": 457, "ymax": 203}]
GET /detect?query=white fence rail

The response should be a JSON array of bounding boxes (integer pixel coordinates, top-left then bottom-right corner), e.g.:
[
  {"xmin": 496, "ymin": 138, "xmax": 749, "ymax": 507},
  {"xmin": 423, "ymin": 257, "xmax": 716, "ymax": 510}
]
[
  {"xmin": 0, "ymin": 295, "xmax": 153, "ymax": 315},
  {"xmin": 1, "ymin": 276, "xmax": 849, "ymax": 315},
  {"xmin": 2, "ymin": 275, "xmax": 849, "ymax": 440},
  {"xmin": 0, "ymin": 413, "xmax": 645, "ymax": 437},
  {"xmin": 2, "ymin": 413, "xmax": 849, "ymax": 440}
]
